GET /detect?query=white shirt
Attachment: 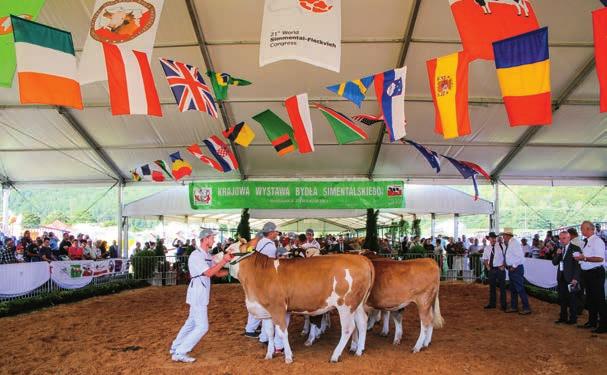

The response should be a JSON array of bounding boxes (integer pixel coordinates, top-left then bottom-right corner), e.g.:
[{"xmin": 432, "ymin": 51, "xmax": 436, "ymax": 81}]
[
  {"xmin": 256, "ymin": 237, "xmax": 277, "ymax": 259},
  {"xmin": 301, "ymin": 239, "xmax": 320, "ymax": 257},
  {"xmin": 571, "ymin": 236, "xmax": 582, "ymax": 249},
  {"xmin": 580, "ymin": 234, "xmax": 606, "ymax": 271},
  {"xmin": 186, "ymin": 249, "xmax": 211, "ymax": 306},
  {"xmin": 521, "ymin": 245, "xmax": 530, "ymax": 255},
  {"xmin": 482, "ymin": 243, "xmax": 505, "ymax": 268},
  {"xmin": 504, "ymin": 238, "xmax": 525, "ymax": 268}
]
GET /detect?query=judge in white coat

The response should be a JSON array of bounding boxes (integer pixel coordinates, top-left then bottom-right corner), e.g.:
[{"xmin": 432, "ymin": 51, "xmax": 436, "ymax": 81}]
[{"xmin": 170, "ymin": 228, "xmax": 233, "ymax": 363}]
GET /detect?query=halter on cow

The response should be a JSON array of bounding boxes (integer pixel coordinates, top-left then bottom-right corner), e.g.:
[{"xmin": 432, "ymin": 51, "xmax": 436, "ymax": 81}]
[{"xmin": 226, "ymin": 240, "xmax": 375, "ymax": 364}]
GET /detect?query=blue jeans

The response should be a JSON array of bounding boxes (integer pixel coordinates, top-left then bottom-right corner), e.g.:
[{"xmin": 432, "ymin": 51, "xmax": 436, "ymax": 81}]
[{"xmin": 509, "ymin": 265, "xmax": 530, "ymax": 311}]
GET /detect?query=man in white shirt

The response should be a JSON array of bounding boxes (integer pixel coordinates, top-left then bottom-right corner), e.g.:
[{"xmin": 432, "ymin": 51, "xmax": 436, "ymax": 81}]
[
  {"xmin": 482, "ymin": 232, "xmax": 507, "ymax": 310},
  {"xmin": 574, "ymin": 221, "xmax": 606, "ymax": 333},
  {"xmin": 301, "ymin": 228, "xmax": 321, "ymax": 257},
  {"xmin": 501, "ymin": 228, "xmax": 531, "ymax": 315},
  {"xmin": 521, "ymin": 238, "xmax": 530, "ymax": 257},
  {"xmin": 170, "ymin": 228, "xmax": 233, "ymax": 363}
]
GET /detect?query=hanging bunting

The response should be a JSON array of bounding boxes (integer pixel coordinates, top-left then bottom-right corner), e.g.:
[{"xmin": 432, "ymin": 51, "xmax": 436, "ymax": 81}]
[
  {"xmin": 403, "ymin": 140, "xmax": 441, "ymax": 173},
  {"xmin": 187, "ymin": 143, "xmax": 224, "ymax": 172},
  {"xmin": 427, "ymin": 51, "xmax": 471, "ymax": 139},
  {"xmin": 314, "ymin": 103, "xmax": 368, "ymax": 144},
  {"xmin": 202, "ymin": 136, "xmax": 239, "ymax": 173},
  {"xmin": 441, "ymin": 154, "xmax": 481, "ymax": 200},
  {"xmin": 285, "ymin": 93, "xmax": 315, "ymax": 153},
  {"xmin": 459, "ymin": 160, "xmax": 491, "ymax": 181},
  {"xmin": 169, "ymin": 151, "xmax": 192, "ymax": 180},
  {"xmin": 493, "ymin": 27, "xmax": 552, "ymax": 127},
  {"xmin": 352, "ymin": 113, "xmax": 384, "ymax": 126},
  {"xmin": 374, "ymin": 67, "xmax": 407, "ymax": 142},
  {"xmin": 593, "ymin": 7, "xmax": 607, "ymax": 112},
  {"xmin": 252, "ymin": 109, "xmax": 297, "ymax": 156},
  {"xmin": 11, "ymin": 16, "xmax": 83, "ymax": 109},
  {"xmin": 222, "ymin": 122, "xmax": 255, "ymax": 147},
  {"xmin": 449, "ymin": 0, "xmax": 539, "ymax": 60},
  {"xmin": 159, "ymin": 58, "xmax": 217, "ymax": 117},
  {"xmin": 326, "ymin": 75, "xmax": 374, "ymax": 107},
  {"xmin": 206, "ymin": 71, "xmax": 251, "ymax": 101}
]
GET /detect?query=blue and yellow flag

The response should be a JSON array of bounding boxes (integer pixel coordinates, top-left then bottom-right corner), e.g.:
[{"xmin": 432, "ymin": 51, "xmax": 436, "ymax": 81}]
[
  {"xmin": 493, "ymin": 27, "xmax": 551, "ymax": 127},
  {"xmin": 326, "ymin": 75, "xmax": 374, "ymax": 107}
]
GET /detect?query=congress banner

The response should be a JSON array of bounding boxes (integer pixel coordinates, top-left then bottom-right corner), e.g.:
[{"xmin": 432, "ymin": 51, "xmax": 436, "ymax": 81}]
[
  {"xmin": 189, "ymin": 180, "xmax": 405, "ymax": 210},
  {"xmin": 259, "ymin": 0, "xmax": 341, "ymax": 72}
]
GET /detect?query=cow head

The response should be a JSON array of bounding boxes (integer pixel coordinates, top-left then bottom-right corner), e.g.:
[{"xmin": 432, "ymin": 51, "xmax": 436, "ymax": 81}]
[{"xmin": 224, "ymin": 238, "xmax": 254, "ymax": 279}]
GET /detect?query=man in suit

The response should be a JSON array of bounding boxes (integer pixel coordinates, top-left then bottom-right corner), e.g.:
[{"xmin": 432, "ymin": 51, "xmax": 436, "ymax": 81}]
[
  {"xmin": 330, "ymin": 235, "xmax": 353, "ymax": 253},
  {"xmin": 552, "ymin": 231, "xmax": 582, "ymax": 324},
  {"xmin": 482, "ymin": 232, "xmax": 507, "ymax": 311}
]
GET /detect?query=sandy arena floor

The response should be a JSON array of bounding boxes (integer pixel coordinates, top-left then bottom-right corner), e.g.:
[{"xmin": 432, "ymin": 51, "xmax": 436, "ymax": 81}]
[{"xmin": 0, "ymin": 282, "xmax": 605, "ymax": 375}]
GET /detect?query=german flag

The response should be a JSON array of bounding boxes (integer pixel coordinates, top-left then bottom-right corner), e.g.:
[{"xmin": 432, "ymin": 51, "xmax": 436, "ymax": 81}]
[{"xmin": 272, "ymin": 134, "xmax": 295, "ymax": 156}]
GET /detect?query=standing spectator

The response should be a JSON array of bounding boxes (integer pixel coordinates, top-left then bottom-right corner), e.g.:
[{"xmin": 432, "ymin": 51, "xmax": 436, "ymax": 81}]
[
  {"xmin": 154, "ymin": 239, "xmax": 167, "ymax": 256},
  {"xmin": 99, "ymin": 241, "xmax": 108, "ymax": 258},
  {"xmin": 84, "ymin": 239, "xmax": 97, "ymax": 260},
  {"xmin": 58, "ymin": 233, "xmax": 71, "ymax": 259},
  {"xmin": 330, "ymin": 235, "xmax": 352, "ymax": 253},
  {"xmin": 301, "ymin": 229, "xmax": 320, "ymax": 257},
  {"xmin": 109, "ymin": 240, "xmax": 119, "ymax": 258},
  {"xmin": 25, "ymin": 238, "xmax": 41, "ymax": 262},
  {"xmin": 68, "ymin": 240, "xmax": 84, "ymax": 260},
  {"xmin": 0, "ymin": 238, "xmax": 17, "ymax": 264},
  {"xmin": 568, "ymin": 227, "xmax": 583, "ymax": 248},
  {"xmin": 133, "ymin": 242, "xmax": 142, "ymax": 255},
  {"xmin": 469, "ymin": 238, "xmax": 481, "ymax": 254},
  {"xmin": 38, "ymin": 238, "xmax": 56, "ymax": 262},
  {"xmin": 530, "ymin": 238, "xmax": 541, "ymax": 259},
  {"xmin": 502, "ymin": 228, "xmax": 531, "ymax": 315},
  {"xmin": 423, "ymin": 238, "xmax": 435, "ymax": 253},
  {"xmin": 521, "ymin": 238, "xmax": 530, "ymax": 257},
  {"xmin": 19, "ymin": 230, "xmax": 32, "ymax": 248},
  {"xmin": 482, "ymin": 232, "xmax": 506, "ymax": 311},
  {"xmin": 48, "ymin": 232, "xmax": 58, "ymax": 251},
  {"xmin": 552, "ymin": 231, "xmax": 581, "ymax": 325},
  {"xmin": 575, "ymin": 221, "xmax": 606, "ymax": 334},
  {"xmin": 446, "ymin": 237, "xmax": 455, "ymax": 269}
]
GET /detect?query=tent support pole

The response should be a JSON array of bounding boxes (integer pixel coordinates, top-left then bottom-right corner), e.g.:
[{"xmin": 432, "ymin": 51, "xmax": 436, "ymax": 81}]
[
  {"xmin": 492, "ymin": 183, "xmax": 500, "ymax": 233},
  {"xmin": 117, "ymin": 183, "xmax": 123, "ymax": 257},
  {"xmin": 454, "ymin": 213, "xmax": 460, "ymax": 240},
  {"xmin": 1, "ymin": 184, "xmax": 10, "ymax": 234},
  {"xmin": 430, "ymin": 213, "xmax": 436, "ymax": 239}
]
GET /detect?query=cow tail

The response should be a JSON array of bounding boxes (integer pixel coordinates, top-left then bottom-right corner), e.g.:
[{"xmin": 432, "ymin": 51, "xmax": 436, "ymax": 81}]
[
  {"xmin": 432, "ymin": 275, "xmax": 445, "ymax": 329},
  {"xmin": 362, "ymin": 257, "xmax": 375, "ymax": 306}
]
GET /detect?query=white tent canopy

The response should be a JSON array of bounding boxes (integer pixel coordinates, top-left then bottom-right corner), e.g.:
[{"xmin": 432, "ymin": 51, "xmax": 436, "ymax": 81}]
[
  {"xmin": 0, "ymin": 0, "xmax": 605, "ymax": 187},
  {"xmin": 123, "ymin": 184, "xmax": 493, "ymax": 230}
]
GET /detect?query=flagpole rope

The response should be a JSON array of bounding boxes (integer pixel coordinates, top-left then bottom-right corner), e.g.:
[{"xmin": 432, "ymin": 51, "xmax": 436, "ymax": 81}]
[
  {"xmin": 70, "ymin": 182, "xmax": 119, "ymax": 223},
  {"xmin": 0, "ymin": 119, "xmax": 117, "ymax": 180},
  {"xmin": 561, "ymin": 185, "xmax": 606, "ymax": 224},
  {"xmin": 498, "ymin": 179, "xmax": 553, "ymax": 229}
]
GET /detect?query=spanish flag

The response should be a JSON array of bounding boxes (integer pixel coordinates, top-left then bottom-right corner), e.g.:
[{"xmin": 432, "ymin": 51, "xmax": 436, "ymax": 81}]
[
  {"xmin": 593, "ymin": 8, "xmax": 607, "ymax": 113},
  {"xmin": 493, "ymin": 27, "xmax": 552, "ymax": 127},
  {"xmin": 426, "ymin": 51, "xmax": 471, "ymax": 139}
]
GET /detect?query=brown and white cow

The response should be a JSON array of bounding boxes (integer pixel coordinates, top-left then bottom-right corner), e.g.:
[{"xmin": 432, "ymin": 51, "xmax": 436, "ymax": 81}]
[
  {"xmin": 227, "ymin": 245, "xmax": 375, "ymax": 363},
  {"xmin": 352, "ymin": 257, "xmax": 444, "ymax": 353}
]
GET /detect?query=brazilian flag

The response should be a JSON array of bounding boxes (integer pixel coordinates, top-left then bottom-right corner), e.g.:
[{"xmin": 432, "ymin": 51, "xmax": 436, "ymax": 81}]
[{"xmin": 206, "ymin": 71, "xmax": 251, "ymax": 100}]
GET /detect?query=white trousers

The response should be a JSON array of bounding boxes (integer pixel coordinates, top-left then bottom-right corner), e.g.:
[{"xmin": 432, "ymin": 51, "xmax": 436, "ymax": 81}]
[
  {"xmin": 171, "ymin": 305, "xmax": 209, "ymax": 355},
  {"xmin": 245, "ymin": 313, "xmax": 261, "ymax": 333},
  {"xmin": 259, "ymin": 314, "xmax": 290, "ymax": 349}
]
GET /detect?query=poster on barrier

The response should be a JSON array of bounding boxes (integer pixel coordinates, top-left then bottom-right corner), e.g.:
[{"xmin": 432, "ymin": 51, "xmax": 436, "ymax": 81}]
[
  {"xmin": 0, "ymin": 262, "xmax": 50, "ymax": 297},
  {"xmin": 89, "ymin": 259, "xmax": 123, "ymax": 277},
  {"xmin": 50, "ymin": 261, "xmax": 94, "ymax": 289}
]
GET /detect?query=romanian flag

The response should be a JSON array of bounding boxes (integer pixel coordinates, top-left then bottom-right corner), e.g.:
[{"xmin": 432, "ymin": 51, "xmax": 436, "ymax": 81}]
[
  {"xmin": 11, "ymin": 16, "xmax": 82, "ymax": 109},
  {"xmin": 252, "ymin": 110, "xmax": 297, "ymax": 156},
  {"xmin": 326, "ymin": 75, "xmax": 374, "ymax": 107},
  {"xmin": 169, "ymin": 151, "xmax": 192, "ymax": 181},
  {"xmin": 493, "ymin": 27, "xmax": 552, "ymax": 127},
  {"xmin": 426, "ymin": 51, "xmax": 471, "ymax": 139},
  {"xmin": 593, "ymin": 8, "xmax": 607, "ymax": 112}
]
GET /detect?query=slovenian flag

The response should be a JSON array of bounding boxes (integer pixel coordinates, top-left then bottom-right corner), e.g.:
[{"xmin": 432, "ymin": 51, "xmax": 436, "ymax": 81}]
[
  {"xmin": 374, "ymin": 67, "xmax": 407, "ymax": 142},
  {"xmin": 203, "ymin": 136, "xmax": 239, "ymax": 172},
  {"xmin": 493, "ymin": 27, "xmax": 552, "ymax": 127},
  {"xmin": 11, "ymin": 16, "xmax": 83, "ymax": 109},
  {"xmin": 285, "ymin": 93, "xmax": 314, "ymax": 153}
]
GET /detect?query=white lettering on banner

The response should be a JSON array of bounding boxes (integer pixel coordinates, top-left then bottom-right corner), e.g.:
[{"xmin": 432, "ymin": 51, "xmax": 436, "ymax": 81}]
[
  {"xmin": 255, "ymin": 187, "xmax": 290, "ymax": 196},
  {"xmin": 295, "ymin": 187, "xmax": 318, "ymax": 196},
  {"xmin": 322, "ymin": 187, "xmax": 382, "ymax": 197},
  {"xmin": 218, "ymin": 187, "xmax": 250, "ymax": 197}
]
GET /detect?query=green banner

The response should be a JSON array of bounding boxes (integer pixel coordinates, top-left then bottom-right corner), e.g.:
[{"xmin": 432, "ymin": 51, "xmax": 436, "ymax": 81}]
[{"xmin": 189, "ymin": 181, "xmax": 404, "ymax": 210}]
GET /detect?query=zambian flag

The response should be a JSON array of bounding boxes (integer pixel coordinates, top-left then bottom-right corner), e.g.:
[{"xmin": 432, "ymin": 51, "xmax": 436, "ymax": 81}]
[
  {"xmin": 12, "ymin": 15, "xmax": 82, "ymax": 109},
  {"xmin": 206, "ymin": 71, "xmax": 251, "ymax": 100},
  {"xmin": 314, "ymin": 103, "xmax": 368, "ymax": 144},
  {"xmin": 252, "ymin": 109, "xmax": 297, "ymax": 156}
]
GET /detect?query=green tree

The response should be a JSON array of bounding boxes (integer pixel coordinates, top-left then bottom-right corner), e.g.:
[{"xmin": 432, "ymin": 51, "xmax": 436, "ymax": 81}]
[
  {"xmin": 21, "ymin": 212, "xmax": 41, "ymax": 228},
  {"xmin": 236, "ymin": 208, "xmax": 251, "ymax": 241},
  {"xmin": 363, "ymin": 209, "xmax": 379, "ymax": 251},
  {"xmin": 412, "ymin": 218, "xmax": 422, "ymax": 238},
  {"xmin": 44, "ymin": 210, "xmax": 70, "ymax": 225},
  {"xmin": 72, "ymin": 210, "xmax": 96, "ymax": 224}
]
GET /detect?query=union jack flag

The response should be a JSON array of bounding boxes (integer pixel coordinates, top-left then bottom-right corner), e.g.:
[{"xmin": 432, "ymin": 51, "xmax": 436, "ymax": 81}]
[{"xmin": 159, "ymin": 58, "xmax": 218, "ymax": 117}]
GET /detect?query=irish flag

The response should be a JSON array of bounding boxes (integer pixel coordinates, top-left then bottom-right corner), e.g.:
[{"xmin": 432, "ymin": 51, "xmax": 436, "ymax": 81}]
[{"xmin": 11, "ymin": 16, "xmax": 82, "ymax": 109}]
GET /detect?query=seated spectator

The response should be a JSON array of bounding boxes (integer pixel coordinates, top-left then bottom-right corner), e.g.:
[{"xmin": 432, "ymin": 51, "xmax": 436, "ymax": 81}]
[
  {"xmin": 19, "ymin": 230, "xmax": 33, "ymax": 248},
  {"xmin": 68, "ymin": 240, "xmax": 84, "ymax": 260},
  {"xmin": 530, "ymin": 238, "xmax": 541, "ymax": 258},
  {"xmin": 521, "ymin": 238, "xmax": 530, "ymax": 257},
  {"xmin": 25, "ymin": 238, "xmax": 41, "ymax": 262},
  {"xmin": 58, "ymin": 233, "xmax": 71, "ymax": 258},
  {"xmin": 84, "ymin": 239, "xmax": 97, "ymax": 260},
  {"xmin": 38, "ymin": 238, "xmax": 56, "ymax": 262},
  {"xmin": 99, "ymin": 240, "xmax": 108, "ymax": 258},
  {"xmin": 48, "ymin": 232, "xmax": 59, "ymax": 252},
  {"xmin": 0, "ymin": 238, "xmax": 17, "ymax": 264}
]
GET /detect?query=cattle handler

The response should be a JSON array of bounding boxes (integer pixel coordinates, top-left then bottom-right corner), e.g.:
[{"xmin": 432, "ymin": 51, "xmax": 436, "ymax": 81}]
[{"xmin": 170, "ymin": 228, "xmax": 234, "ymax": 363}]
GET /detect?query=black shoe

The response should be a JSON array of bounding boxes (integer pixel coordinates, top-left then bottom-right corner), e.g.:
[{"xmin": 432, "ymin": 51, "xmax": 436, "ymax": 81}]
[
  {"xmin": 505, "ymin": 308, "xmax": 518, "ymax": 313},
  {"xmin": 500, "ymin": 306, "xmax": 507, "ymax": 311},
  {"xmin": 565, "ymin": 320, "xmax": 577, "ymax": 325},
  {"xmin": 577, "ymin": 322, "xmax": 597, "ymax": 329},
  {"xmin": 244, "ymin": 331, "xmax": 260, "ymax": 338},
  {"xmin": 519, "ymin": 310, "xmax": 531, "ymax": 315},
  {"xmin": 554, "ymin": 319, "xmax": 566, "ymax": 324},
  {"xmin": 591, "ymin": 327, "xmax": 607, "ymax": 334},
  {"xmin": 484, "ymin": 304, "xmax": 496, "ymax": 309}
]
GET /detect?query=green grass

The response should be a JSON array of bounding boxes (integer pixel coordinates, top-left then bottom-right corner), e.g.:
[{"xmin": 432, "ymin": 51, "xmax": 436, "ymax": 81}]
[{"xmin": 0, "ymin": 279, "xmax": 149, "ymax": 318}]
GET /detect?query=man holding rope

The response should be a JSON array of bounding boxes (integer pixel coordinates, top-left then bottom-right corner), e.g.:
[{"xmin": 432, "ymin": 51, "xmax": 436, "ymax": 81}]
[{"xmin": 170, "ymin": 228, "xmax": 233, "ymax": 363}]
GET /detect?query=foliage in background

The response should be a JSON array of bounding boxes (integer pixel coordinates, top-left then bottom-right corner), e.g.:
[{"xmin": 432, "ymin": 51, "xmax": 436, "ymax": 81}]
[
  {"xmin": 0, "ymin": 279, "xmax": 148, "ymax": 318},
  {"xmin": 399, "ymin": 219, "xmax": 410, "ymax": 238},
  {"xmin": 409, "ymin": 244, "xmax": 426, "ymax": 254},
  {"xmin": 131, "ymin": 250, "xmax": 157, "ymax": 279},
  {"xmin": 412, "ymin": 218, "xmax": 422, "ymax": 238},
  {"xmin": 363, "ymin": 209, "xmax": 379, "ymax": 251},
  {"xmin": 21, "ymin": 212, "xmax": 41, "ymax": 228},
  {"xmin": 236, "ymin": 208, "xmax": 251, "ymax": 241}
]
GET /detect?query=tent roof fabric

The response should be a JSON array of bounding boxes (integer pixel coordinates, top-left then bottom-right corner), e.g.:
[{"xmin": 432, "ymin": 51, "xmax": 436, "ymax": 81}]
[
  {"xmin": 123, "ymin": 185, "xmax": 493, "ymax": 227},
  {"xmin": 0, "ymin": 1, "xmax": 604, "ymax": 186}
]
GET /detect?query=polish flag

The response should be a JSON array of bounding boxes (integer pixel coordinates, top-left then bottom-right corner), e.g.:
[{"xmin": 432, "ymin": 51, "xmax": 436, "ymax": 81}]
[
  {"xmin": 103, "ymin": 43, "xmax": 162, "ymax": 116},
  {"xmin": 285, "ymin": 93, "xmax": 314, "ymax": 153}
]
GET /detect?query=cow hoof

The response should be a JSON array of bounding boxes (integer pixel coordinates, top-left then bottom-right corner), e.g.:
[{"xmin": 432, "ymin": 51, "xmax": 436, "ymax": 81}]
[
  {"xmin": 379, "ymin": 332, "xmax": 389, "ymax": 337},
  {"xmin": 354, "ymin": 350, "xmax": 364, "ymax": 357},
  {"xmin": 412, "ymin": 347, "xmax": 421, "ymax": 353},
  {"xmin": 285, "ymin": 357, "xmax": 293, "ymax": 364},
  {"xmin": 304, "ymin": 340, "xmax": 314, "ymax": 347},
  {"xmin": 300, "ymin": 331, "xmax": 308, "ymax": 337},
  {"xmin": 265, "ymin": 354, "xmax": 273, "ymax": 360},
  {"xmin": 393, "ymin": 340, "xmax": 401, "ymax": 346}
]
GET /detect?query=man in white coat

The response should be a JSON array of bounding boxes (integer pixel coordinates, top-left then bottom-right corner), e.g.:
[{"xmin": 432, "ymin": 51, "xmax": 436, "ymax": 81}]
[{"xmin": 170, "ymin": 228, "xmax": 233, "ymax": 363}]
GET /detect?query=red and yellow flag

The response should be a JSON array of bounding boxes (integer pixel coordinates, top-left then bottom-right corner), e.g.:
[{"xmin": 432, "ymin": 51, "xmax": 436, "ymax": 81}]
[{"xmin": 427, "ymin": 51, "xmax": 471, "ymax": 139}]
